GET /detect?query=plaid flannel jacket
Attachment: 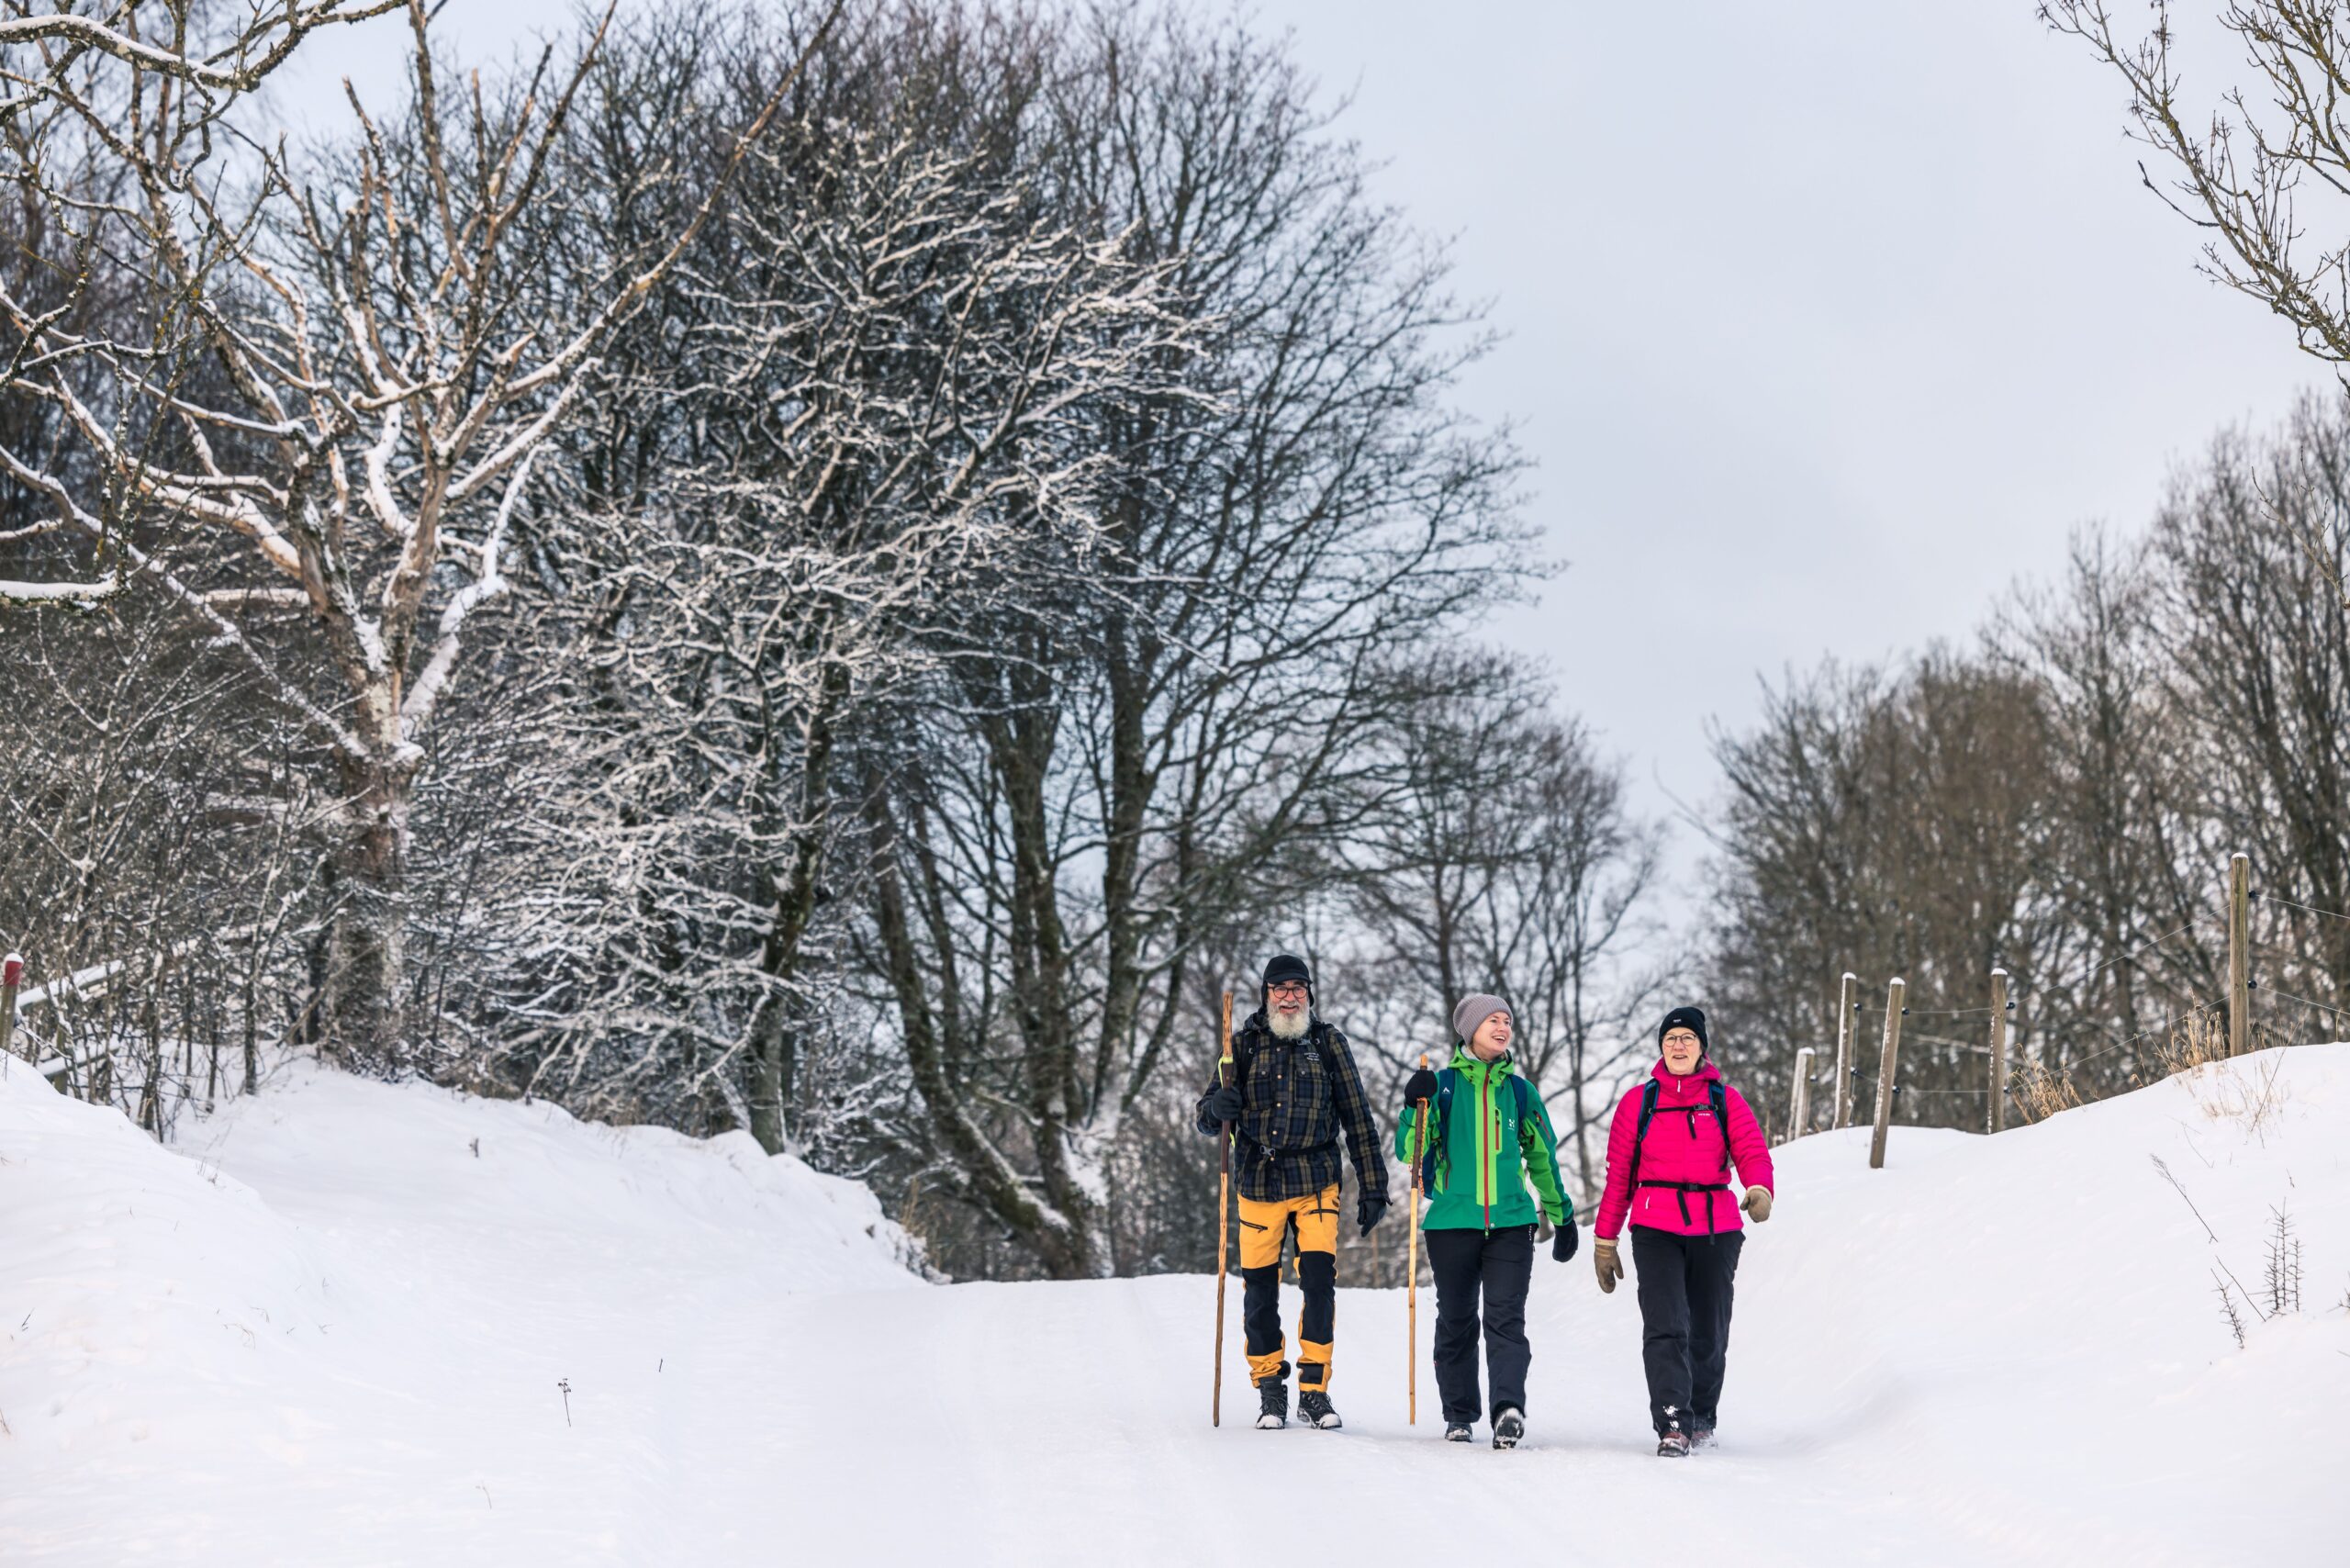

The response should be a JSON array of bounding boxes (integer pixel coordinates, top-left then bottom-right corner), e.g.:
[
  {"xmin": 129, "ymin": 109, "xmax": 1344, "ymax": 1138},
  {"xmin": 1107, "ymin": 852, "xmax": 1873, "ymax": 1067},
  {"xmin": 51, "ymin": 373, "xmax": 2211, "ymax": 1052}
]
[{"xmin": 1198, "ymin": 1012, "xmax": 1389, "ymax": 1205}]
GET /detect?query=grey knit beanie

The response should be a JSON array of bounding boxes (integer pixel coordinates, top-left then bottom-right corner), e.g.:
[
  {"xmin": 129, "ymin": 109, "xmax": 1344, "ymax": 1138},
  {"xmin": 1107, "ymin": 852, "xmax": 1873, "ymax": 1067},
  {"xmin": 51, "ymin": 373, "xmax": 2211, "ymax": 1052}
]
[{"xmin": 1451, "ymin": 992, "xmax": 1510, "ymax": 1046}]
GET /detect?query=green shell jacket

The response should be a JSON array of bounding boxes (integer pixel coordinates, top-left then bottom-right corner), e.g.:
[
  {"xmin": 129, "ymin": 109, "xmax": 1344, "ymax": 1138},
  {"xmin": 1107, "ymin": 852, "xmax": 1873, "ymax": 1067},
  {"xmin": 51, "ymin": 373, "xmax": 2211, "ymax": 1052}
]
[{"xmin": 1393, "ymin": 1046, "xmax": 1572, "ymax": 1231}]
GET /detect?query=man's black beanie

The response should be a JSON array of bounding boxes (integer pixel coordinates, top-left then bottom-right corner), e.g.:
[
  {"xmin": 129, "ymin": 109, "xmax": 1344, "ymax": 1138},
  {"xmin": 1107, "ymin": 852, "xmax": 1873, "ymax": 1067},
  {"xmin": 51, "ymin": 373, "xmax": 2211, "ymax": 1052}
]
[
  {"xmin": 1658, "ymin": 1004, "xmax": 1708, "ymax": 1054},
  {"xmin": 1262, "ymin": 953, "xmax": 1313, "ymax": 1008}
]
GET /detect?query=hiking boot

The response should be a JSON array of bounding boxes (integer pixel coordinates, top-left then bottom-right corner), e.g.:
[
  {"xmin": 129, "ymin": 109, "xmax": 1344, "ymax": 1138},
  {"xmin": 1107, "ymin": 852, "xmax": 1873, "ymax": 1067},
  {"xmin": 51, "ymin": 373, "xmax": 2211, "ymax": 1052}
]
[
  {"xmin": 1297, "ymin": 1391, "xmax": 1342, "ymax": 1430},
  {"xmin": 1656, "ymin": 1430, "xmax": 1692, "ymax": 1458},
  {"xmin": 1443, "ymin": 1422, "xmax": 1474, "ymax": 1443},
  {"xmin": 1491, "ymin": 1407, "xmax": 1525, "ymax": 1450},
  {"xmin": 1254, "ymin": 1376, "xmax": 1289, "ymax": 1429},
  {"xmin": 1693, "ymin": 1426, "xmax": 1717, "ymax": 1450}
]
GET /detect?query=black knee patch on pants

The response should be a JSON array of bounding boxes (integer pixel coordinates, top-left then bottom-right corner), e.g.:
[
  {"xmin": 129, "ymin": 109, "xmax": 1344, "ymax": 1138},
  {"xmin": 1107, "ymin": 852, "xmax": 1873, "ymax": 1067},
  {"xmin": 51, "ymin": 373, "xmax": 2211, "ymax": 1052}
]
[
  {"xmin": 1242, "ymin": 1263, "xmax": 1283, "ymax": 1359},
  {"xmin": 1295, "ymin": 1249, "xmax": 1337, "ymax": 1345}
]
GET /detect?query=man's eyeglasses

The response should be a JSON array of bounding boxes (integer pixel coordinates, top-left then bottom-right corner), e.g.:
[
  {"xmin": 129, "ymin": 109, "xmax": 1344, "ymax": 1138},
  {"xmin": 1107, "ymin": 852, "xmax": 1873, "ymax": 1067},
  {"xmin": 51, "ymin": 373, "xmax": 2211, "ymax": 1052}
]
[{"xmin": 1267, "ymin": 982, "xmax": 1309, "ymax": 1000}]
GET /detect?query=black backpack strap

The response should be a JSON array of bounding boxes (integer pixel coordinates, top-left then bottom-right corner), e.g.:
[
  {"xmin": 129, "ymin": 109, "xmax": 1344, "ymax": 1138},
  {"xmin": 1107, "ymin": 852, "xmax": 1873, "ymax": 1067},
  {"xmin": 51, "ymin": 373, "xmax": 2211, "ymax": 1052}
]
[
  {"xmin": 1625, "ymin": 1078, "xmax": 1662, "ymax": 1194},
  {"xmin": 1709, "ymin": 1081, "xmax": 1731, "ymax": 1173},
  {"xmin": 1420, "ymin": 1068, "xmax": 1458, "ymax": 1191}
]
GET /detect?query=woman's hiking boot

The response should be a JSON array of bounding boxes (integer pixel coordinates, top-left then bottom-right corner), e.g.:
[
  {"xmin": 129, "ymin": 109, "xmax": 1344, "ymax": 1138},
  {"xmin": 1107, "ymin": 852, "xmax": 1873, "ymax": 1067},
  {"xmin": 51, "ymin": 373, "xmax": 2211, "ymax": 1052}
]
[
  {"xmin": 1693, "ymin": 1426, "xmax": 1717, "ymax": 1450},
  {"xmin": 1656, "ymin": 1430, "xmax": 1692, "ymax": 1458},
  {"xmin": 1296, "ymin": 1391, "xmax": 1342, "ymax": 1429},
  {"xmin": 1254, "ymin": 1376, "xmax": 1289, "ymax": 1430},
  {"xmin": 1491, "ymin": 1408, "xmax": 1525, "ymax": 1450}
]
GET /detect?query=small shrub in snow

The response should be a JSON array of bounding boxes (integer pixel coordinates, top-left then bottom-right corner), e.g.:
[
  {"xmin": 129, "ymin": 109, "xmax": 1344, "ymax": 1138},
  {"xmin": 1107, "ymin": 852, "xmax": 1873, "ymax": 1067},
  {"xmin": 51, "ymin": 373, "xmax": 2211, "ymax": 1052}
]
[
  {"xmin": 2212, "ymin": 1272, "xmax": 2249, "ymax": 1350},
  {"xmin": 2264, "ymin": 1205, "xmax": 2303, "ymax": 1316}
]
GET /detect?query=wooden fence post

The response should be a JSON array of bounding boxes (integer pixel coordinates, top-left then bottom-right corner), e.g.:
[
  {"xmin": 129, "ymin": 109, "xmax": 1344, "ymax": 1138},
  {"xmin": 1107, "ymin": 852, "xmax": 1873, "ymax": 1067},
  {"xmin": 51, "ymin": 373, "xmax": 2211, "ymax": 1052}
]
[
  {"xmin": 1986, "ymin": 968, "xmax": 2008, "ymax": 1135},
  {"xmin": 0, "ymin": 953, "xmax": 20, "ymax": 1063},
  {"xmin": 1788, "ymin": 1047, "xmax": 1815, "ymax": 1141},
  {"xmin": 1869, "ymin": 977, "xmax": 1906, "ymax": 1170},
  {"xmin": 2227, "ymin": 852, "xmax": 2251, "ymax": 1058},
  {"xmin": 1832, "ymin": 971, "xmax": 1858, "ymax": 1129}
]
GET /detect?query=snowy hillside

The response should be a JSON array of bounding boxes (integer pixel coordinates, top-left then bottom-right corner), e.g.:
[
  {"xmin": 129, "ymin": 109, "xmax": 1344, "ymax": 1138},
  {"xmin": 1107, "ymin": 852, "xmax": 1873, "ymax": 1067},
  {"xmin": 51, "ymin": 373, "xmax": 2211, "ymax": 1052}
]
[{"xmin": 3, "ymin": 1047, "xmax": 2344, "ymax": 1566}]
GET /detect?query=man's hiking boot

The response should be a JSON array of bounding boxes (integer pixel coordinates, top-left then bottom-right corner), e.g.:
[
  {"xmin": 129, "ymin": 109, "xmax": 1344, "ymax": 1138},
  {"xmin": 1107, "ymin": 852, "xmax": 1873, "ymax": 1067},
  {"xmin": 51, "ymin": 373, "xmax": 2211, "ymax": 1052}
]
[
  {"xmin": 1254, "ymin": 1376, "xmax": 1289, "ymax": 1430},
  {"xmin": 1656, "ymin": 1430, "xmax": 1692, "ymax": 1458},
  {"xmin": 1296, "ymin": 1391, "xmax": 1342, "ymax": 1430},
  {"xmin": 1491, "ymin": 1407, "xmax": 1525, "ymax": 1450},
  {"xmin": 1443, "ymin": 1422, "xmax": 1473, "ymax": 1443}
]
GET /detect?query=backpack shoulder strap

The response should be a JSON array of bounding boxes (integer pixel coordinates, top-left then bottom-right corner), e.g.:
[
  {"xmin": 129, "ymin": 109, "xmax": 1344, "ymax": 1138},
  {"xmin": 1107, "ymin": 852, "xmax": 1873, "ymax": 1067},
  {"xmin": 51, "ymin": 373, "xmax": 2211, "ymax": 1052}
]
[
  {"xmin": 1709, "ymin": 1081, "xmax": 1732, "ymax": 1172},
  {"xmin": 1420, "ymin": 1067, "xmax": 1460, "ymax": 1189},
  {"xmin": 1626, "ymin": 1078, "xmax": 1662, "ymax": 1191}
]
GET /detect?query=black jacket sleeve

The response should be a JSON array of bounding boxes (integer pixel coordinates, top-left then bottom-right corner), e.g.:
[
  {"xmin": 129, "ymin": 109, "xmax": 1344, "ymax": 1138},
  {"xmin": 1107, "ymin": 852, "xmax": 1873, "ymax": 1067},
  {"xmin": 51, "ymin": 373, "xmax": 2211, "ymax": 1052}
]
[{"xmin": 1325, "ymin": 1027, "xmax": 1390, "ymax": 1203}]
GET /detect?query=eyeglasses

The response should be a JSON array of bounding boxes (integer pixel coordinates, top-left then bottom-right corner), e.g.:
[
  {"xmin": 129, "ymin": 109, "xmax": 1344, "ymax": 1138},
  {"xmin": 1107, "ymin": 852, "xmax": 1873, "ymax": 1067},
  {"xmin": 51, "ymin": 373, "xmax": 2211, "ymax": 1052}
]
[
  {"xmin": 1662, "ymin": 1031, "xmax": 1701, "ymax": 1047},
  {"xmin": 1267, "ymin": 982, "xmax": 1309, "ymax": 1000}
]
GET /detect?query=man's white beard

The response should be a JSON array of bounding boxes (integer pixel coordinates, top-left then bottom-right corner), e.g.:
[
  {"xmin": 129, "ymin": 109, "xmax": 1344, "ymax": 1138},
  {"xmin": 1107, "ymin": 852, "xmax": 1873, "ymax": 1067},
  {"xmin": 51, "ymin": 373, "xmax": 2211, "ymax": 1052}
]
[{"xmin": 1269, "ymin": 1005, "xmax": 1310, "ymax": 1040}]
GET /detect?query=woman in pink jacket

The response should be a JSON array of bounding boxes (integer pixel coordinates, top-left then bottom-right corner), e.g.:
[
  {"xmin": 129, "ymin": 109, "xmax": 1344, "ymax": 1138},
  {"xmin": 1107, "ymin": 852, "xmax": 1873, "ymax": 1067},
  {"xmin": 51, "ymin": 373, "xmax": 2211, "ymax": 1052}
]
[{"xmin": 1591, "ymin": 1005, "xmax": 1774, "ymax": 1457}]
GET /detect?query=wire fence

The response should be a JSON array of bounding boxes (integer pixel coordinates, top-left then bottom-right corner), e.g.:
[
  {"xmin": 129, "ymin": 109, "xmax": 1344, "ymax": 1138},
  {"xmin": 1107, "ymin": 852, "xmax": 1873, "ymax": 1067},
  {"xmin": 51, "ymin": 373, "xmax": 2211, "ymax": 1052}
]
[{"xmin": 1781, "ymin": 858, "xmax": 2350, "ymax": 1151}]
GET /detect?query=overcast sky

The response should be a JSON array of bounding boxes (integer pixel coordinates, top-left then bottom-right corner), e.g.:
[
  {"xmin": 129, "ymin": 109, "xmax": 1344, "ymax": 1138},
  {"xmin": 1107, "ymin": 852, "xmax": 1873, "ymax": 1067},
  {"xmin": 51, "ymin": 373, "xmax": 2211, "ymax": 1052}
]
[{"xmin": 281, "ymin": 2, "xmax": 2318, "ymax": 866}]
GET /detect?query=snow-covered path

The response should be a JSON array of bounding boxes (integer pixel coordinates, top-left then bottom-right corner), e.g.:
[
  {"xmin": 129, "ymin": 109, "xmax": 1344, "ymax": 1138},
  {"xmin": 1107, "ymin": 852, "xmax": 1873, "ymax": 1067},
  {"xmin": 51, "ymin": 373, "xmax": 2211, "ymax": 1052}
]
[{"xmin": 4, "ymin": 1051, "xmax": 2344, "ymax": 1565}]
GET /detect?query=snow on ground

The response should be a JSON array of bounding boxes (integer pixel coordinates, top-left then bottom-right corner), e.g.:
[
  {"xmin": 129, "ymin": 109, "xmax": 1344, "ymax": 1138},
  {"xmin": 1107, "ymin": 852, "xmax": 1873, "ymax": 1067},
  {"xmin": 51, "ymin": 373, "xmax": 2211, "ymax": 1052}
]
[{"xmin": 3, "ymin": 1047, "xmax": 2344, "ymax": 1565}]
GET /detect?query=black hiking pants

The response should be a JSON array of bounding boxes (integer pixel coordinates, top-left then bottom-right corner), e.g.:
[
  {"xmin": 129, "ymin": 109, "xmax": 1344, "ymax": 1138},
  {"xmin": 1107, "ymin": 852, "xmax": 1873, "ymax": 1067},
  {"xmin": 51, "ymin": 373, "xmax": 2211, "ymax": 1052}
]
[
  {"xmin": 1630, "ymin": 1225, "xmax": 1743, "ymax": 1437},
  {"xmin": 1426, "ymin": 1223, "xmax": 1535, "ymax": 1426}
]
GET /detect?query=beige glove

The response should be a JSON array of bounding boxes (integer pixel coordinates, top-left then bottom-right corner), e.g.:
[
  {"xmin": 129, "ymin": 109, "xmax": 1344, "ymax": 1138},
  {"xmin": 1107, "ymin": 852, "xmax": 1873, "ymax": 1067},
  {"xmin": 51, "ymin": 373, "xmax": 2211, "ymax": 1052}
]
[
  {"xmin": 1593, "ymin": 1236, "xmax": 1623, "ymax": 1294},
  {"xmin": 1742, "ymin": 1186, "xmax": 1773, "ymax": 1223}
]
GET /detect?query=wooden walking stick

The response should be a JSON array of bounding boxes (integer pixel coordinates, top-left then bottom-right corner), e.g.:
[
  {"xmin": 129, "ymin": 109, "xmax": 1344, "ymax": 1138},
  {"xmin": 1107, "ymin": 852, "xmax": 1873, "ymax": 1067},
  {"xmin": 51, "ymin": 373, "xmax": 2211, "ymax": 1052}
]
[
  {"xmin": 1212, "ymin": 991, "xmax": 1236, "ymax": 1427},
  {"xmin": 1405, "ymin": 1051, "xmax": 1430, "ymax": 1425}
]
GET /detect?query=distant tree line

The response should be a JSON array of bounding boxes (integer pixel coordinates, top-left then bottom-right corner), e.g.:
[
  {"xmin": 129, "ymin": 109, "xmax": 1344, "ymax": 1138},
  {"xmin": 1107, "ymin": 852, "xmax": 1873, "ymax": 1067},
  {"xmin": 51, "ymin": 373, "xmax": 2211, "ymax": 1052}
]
[{"xmin": 1703, "ymin": 400, "xmax": 2350, "ymax": 1132}]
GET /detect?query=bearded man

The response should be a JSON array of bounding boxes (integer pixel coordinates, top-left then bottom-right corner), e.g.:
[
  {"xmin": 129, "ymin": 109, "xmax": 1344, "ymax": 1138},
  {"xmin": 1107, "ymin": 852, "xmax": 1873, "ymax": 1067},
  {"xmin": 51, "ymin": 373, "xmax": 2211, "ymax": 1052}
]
[{"xmin": 1197, "ymin": 953, "xmax": 1390, "ymax": 1429}]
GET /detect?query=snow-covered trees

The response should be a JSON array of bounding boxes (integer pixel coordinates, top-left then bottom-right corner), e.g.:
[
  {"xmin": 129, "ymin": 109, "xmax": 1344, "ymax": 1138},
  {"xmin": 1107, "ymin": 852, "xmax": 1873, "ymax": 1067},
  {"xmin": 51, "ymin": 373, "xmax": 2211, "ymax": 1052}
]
[
  {"xmin": 1, "ymin": 2, "xmax": 831, "ymax": 1069},
  {"xmin": 3, "ymin": 0, "xmax": 1651, "ymax": 1281},
  {"xmin": 464, "ymin": 24, "xmax": 1197, "ymax": 1148},
  {"xmin": 840, "ymin": 6, "xmax": 1539, "ymax": 1276}
]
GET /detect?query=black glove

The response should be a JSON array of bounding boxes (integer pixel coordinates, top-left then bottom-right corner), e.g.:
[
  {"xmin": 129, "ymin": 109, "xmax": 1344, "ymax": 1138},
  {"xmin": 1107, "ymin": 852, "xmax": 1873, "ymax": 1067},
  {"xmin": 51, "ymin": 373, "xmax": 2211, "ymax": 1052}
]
[
  {"xmin": 1402, "ymin": 1068, "xmax": 1438, "ymax": 1106},
  {"xmin": 1550, "ymin": 1215, "xmax": 1580, "ymax": 1263},
  {"xmin": 1358, "ymin": 1192, "xmax": 1388, "ymax": 1237},
  {"xmin": 1201, "ymin": 1082, "xmax": 1242, "ymax": 1127}
]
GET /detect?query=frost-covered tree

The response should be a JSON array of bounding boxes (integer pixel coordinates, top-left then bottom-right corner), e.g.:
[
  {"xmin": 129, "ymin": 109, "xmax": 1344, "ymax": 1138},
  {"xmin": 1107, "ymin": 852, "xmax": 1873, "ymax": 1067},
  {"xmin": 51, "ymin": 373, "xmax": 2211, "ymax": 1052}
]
[
  {"xmin": 468, "ymin": 36, "xmax": 1195, "ymax": 1141},
  {"xmin": 0, "ymin": 1, "xmax": 836, "ymax": 1069},
  {"xmin": 855, "ymin": 4, "xmax": 1537, "ymax": 1278}
]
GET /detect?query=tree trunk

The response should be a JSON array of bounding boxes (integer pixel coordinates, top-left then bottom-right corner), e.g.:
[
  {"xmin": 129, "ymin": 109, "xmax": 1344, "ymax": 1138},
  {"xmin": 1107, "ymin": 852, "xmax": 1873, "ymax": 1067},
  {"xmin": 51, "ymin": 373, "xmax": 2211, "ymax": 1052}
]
[
  {"xmin": 321, "ymin": 745, "xmax": 414, "ymax": 1073},
  {"xmin": 865, "ymin": 772, "xmax": 1094, "ymax": 1278},
  {"xmin": 746, "ymin": 663, "xmax": 848, "ymax": 1155}
]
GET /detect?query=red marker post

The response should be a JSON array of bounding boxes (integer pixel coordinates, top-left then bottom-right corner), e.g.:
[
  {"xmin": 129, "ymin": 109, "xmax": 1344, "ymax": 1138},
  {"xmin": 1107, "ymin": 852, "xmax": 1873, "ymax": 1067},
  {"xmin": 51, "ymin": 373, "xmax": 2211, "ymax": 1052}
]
[{"xmin": 0, "ymin": 953, "xmax": 21, "ymax": 1063}]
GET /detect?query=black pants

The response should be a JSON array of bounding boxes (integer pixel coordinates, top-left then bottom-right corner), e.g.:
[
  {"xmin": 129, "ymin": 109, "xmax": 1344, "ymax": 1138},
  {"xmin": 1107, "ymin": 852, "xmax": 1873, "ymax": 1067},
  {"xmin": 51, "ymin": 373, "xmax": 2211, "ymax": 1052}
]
[
  {"xmin": 1242, "ymin": 1251, "xmax": 1336, "ymax": 1389},
  {"xmin": 1425, "ymin": 1224, "xmax": 1535, "ymax": 1426},
  {"xmin": 1630, "ymin": 1226, "xmax": 1742, "ymax": 1436}
]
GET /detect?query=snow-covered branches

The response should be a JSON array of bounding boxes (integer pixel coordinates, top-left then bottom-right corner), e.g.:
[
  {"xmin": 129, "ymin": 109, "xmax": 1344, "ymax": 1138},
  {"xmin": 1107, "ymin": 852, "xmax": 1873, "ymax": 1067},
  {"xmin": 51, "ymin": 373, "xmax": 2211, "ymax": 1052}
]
[
  {"xmin": 1, "ymin": 0, "xmax": 839, "ymax": 1070},
  {"xmin": 475, "ymin": 73, "xmax": 1198, "ymax": 1161},
  {"xmin": 0, "ymin": 1, "xmax": 403, "ymax": 115}
]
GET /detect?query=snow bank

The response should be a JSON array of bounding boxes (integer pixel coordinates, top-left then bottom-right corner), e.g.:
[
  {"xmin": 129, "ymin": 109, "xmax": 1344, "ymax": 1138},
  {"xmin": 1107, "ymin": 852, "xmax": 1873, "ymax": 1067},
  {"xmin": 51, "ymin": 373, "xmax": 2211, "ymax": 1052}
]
[
  {"xmin": 1, "ymin": 1046, "xmax": 2341, "ymax": 1566},
  {"xmin": 0, "ymin": 1057, "xmax": 920, "ymax": 1564}
]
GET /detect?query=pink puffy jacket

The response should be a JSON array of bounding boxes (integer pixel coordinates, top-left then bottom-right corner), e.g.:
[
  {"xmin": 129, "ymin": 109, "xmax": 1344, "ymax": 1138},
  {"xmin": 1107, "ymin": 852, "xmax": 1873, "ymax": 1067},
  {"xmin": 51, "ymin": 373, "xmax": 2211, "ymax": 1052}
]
[{"xmin": 1594, "ymin": 1059, "xmax": 1774, "ymax": 1240}]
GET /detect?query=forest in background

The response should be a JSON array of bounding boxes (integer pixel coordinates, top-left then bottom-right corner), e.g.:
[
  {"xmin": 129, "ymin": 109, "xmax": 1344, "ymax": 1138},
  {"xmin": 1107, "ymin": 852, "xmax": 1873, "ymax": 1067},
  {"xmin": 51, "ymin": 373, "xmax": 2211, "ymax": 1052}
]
[{"xmin": 4, "ymin": 0, "xmax": 2345, "ymax": 1282}]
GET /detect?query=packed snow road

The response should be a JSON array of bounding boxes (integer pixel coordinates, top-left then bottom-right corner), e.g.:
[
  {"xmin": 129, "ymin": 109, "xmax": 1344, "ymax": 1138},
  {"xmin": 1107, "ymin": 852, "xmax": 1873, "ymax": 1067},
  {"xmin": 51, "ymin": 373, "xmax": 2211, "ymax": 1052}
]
[{"xmin": 2, "ymin": 1050, "xmax": 2342, "ymax": 1565}]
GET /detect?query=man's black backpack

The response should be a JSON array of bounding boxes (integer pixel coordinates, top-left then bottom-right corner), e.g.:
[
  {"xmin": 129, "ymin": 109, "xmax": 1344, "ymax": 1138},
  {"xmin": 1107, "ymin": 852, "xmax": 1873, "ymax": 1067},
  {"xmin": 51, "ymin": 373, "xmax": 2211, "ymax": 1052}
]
[
  {"xmin": 1414, "ymin": 1066, "xmax": 1534, "ymax": 1191},
  {"xmin": 1625, "ymin": 1076, "xmax": 1734, "ymax": 1232}
]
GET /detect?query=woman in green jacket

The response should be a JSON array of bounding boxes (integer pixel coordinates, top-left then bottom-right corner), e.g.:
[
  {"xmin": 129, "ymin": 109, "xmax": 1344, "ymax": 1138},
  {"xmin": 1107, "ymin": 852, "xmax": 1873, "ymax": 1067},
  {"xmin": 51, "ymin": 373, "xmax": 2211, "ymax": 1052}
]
[{"xmin": 1395, "ymin": 993, "xmax": 1578, "ymax": 1448}]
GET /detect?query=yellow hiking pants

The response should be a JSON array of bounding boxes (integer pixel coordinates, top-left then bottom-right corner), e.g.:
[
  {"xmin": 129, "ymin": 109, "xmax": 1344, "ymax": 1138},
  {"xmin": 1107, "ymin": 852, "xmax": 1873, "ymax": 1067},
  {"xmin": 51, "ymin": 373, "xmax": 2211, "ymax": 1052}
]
[{"xmin": 1237, "ymin": 1183, "xmax": 1339, "ymax": 1390}]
